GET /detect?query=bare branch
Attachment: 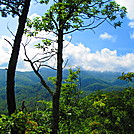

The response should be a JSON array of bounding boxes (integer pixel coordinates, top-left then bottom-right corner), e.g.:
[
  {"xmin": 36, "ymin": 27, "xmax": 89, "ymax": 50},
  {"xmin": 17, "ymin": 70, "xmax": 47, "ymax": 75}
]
[
  {"xmin": 23, "ymin": 43, "xmax": 54, "ymax": 96},
  {"xmin": 63, "ymin": 59, "xmax": 69, "ymax": 69},
  {"xmin": 7, "ymin": 23, "xmax": 15, "ymax": 37},
  {"xmin": 40, "ymin": 64, "xmax": 57, "ymax": 70},
  {"xmin": 4, "ymin": 38, "xmax": 13, "ymax": 48},
  {"xmin": 34, "ymin": 36, "xmax": 56, "ymax": 42},
  {"xmin": 64, "ymin": 34, "xmax": 72, "ymax": 48},
  {"xmin": 64, "ymin": 17, "xmax": 107, "ymax": 34},
  {"xmin": 33, "ymin": 53, "xmax": 56, "ymax": 63}
]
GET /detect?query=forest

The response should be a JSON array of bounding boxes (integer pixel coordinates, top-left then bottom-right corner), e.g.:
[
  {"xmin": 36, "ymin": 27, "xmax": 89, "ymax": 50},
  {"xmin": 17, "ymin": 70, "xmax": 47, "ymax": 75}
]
[
  {"xmin": 0, "ymin": 68, "xmax": 133, "ymax": 113},
  {"xmin": 0, "ymin": 0, "xmax": 134, "ymax": 134},
  {"xmin": 0, "ymin": 68, "xmax": 134, "ymax": 134}
]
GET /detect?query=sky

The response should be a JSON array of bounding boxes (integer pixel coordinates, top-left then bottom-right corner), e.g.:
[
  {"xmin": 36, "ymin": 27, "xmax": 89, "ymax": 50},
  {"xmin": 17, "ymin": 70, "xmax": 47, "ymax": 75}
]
[{"xmin": 0, "ymin": 0, "xmax": 134, "ymax": 72}]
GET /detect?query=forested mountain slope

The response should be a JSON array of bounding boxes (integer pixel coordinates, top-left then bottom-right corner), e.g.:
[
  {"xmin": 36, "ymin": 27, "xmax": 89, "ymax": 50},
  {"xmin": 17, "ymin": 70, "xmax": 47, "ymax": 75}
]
[{"xmin": 0, "ymin": 68, "xmax": 133, "ymax": 113}]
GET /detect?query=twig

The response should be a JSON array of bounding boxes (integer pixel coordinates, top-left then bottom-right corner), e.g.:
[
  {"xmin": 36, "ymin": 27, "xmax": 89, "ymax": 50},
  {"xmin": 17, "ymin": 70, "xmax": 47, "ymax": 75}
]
[
  {"xmin": 4, "ymin": 38, "xmax": 13, "ymax": 48},
  {"xmin": 7, "ymin": 23, "xmax": 15, "ymax": 37}
]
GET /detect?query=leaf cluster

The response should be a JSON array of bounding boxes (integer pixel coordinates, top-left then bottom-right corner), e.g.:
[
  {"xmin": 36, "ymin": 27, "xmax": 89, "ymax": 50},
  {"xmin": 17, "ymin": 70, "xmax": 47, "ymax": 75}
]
[
  {"xmin": 0, "ymin": 0, "xmax": 25, "ymax": 17},
  {"xmin": 118, "ymin": 72, "xmax": 134, "ymax": 82},
  {"xmin": 59, "ymin": 87, "xmax": 134, "ymax": 133},
  {"xmin": 26, "ymin": 0, "xmax": 127, "ymax": 35}
]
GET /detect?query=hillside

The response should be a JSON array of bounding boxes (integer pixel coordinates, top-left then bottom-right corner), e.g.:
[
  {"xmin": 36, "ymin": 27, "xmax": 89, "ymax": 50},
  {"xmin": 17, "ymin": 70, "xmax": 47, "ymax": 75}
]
[{"xmin": 0, "ymin": 68, "xmax": 132, "ymax": 113}]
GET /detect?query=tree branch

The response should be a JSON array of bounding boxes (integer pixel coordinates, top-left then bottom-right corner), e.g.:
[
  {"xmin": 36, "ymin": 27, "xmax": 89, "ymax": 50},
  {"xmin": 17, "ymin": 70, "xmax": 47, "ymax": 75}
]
[
  {"xmin": 4, "ymin": 38, "xmax": 13, "ymax": 48},
  {"xmin": 23, "ymin": 44, "xmax": 54, "ymax": 96}
]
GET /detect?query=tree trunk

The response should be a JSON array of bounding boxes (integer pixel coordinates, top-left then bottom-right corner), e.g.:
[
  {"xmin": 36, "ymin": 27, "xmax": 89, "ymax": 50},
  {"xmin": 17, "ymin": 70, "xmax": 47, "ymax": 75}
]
[
  {"xmin": 52, "ymin": 27, "xmax": 63, "ymax": 134},
  {"xmin": 6, "ymin": 0, "xmax": 31, "ymax": 133},
  {"xmin": 52, "ymin": 0, "xmax": 64, "ymax": 133},
  {"xmin": 7, "ymin": 0, "xmax": 31, "ymax": 116}
]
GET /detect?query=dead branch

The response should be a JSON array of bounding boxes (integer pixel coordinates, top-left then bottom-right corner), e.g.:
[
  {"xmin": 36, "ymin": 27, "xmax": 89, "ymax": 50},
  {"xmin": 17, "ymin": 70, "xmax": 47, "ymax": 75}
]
[
  {"xmin": 7, "ymin": 23, "xmax": 15, "ymax": 37},
  {"xmin": 4, "ymin": 38, "xmax": 13, "ymax": 48},
  {"xmin": 22, "ymin": 40, "xmax": 56, "ymax": 96}
]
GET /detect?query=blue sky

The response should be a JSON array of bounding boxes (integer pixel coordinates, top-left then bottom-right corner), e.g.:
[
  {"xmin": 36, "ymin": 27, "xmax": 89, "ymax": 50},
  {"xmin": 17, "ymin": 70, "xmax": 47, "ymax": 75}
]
[{"xmin": 0, "ymin": 0, "xmax": 134, "ymax": 72}]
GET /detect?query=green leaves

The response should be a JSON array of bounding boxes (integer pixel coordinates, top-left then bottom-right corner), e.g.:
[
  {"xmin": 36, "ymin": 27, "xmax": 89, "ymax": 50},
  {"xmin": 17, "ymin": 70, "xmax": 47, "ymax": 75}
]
[
  {"xmin": 0, "ymin": 0, "xmax": 25, "ymax": 17},
  {"xmin": 100, "ymin": 1, "xmax": 127, "ymax": 28},
  {"xmin": 42, "ymin": 39, "xmax": 52, "ymax": 46},
  {"xmin": 118, "ymin": 72, "xmax": 134, "ymax": 82},
  {"xmin": 26, "ymin": 0, "xmax": 127, "ymax": 36},
  {"xmin": 0, "ymin": 80, "xmax": 134, "ymax": 133},
  {"xmin": 114, "ymin": 21, "xmax": 122, "ymax": 28},
  {"xmin": 40, "ymin": 0, "xmax": 49, "ymax": 4}
]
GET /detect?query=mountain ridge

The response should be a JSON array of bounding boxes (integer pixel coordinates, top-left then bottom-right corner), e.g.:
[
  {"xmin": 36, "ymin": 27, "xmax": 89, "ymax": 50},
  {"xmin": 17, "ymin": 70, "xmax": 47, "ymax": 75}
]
[{"xmin": 0, "ymin": 68, "xmax": 132, "ymax": 113}]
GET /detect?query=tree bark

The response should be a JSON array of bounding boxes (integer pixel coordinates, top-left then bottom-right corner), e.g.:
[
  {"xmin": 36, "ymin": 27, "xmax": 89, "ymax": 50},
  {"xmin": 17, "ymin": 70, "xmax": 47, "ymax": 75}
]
[
  {"xmin": 52, "ymin": 21, "xmax": 63, "ymax": 134},
  {"xmin": 51, "ymin": 0, "xmax": 64, "ymax": 133},
  {"xmin": 6, "ymin": 0, "xmax": 31, "ymax": 116},
  {"xmin": 7, "ymin": 2, "xmax": 31, "ymax": 133}
]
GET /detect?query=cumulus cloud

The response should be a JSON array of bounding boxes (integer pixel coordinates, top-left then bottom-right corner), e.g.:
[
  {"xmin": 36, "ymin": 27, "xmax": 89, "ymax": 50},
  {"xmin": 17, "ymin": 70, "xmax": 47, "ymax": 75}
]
[
  {"xmin": 130, "ymin": 32, "xmax": 134, "ymax": 39},
  {"xmin": 1, "ymin": 33, "xmax": 134, "ymax": 72},
  {"xmin": 1, "ymin": 12, "xmax": 134, "ymax": 72},
  {"xmin": 29, "ymin": 13, "xmax": 41, "ymax": 20},
  {"xmin": 99, "ymin": 32, "xmax": 112, "ymax": 40},
  {"xmin": 99, "ymin": 32, "xmax": 116, "ymax": 42},
  {"xmin": 128, "ymin": 22, "xmax": 134, "ymax": 28},
  {"xmin": 115, "ymin": 0, "xmax": 134, "ymax": 20},
  {"xmin": 64, "ymin": 43, "xmax": 134, "ymax": 72}
]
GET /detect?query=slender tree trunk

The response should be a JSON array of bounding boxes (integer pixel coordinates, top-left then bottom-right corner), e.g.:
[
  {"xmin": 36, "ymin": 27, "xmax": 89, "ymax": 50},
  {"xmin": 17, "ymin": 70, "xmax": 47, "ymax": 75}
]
[
  {"xmin": 6, "ymin": 1, "xmax": 31, "ymax": 133},
  {"xmin": 52, "ymin": 24, "xmax": 63, "ymax": 134},
  {"xmin": 7, "ymin": 0, "xmax": 31, "ymax": 134},
  {"xmin": 52, "ymin": 0, "xmax": 63, "ymax": 133},
  {"xmin": 7, "ymin": 0, "xmax": 31, "ymax": 116}
]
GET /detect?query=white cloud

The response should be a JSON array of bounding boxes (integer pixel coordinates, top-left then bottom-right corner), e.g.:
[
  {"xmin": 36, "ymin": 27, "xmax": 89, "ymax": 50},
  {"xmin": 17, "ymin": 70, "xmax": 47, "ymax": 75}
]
[
  {"xmin": 29, "ymin": 13, "xmax": 41, "ymax": 20},
  {"xmin": 115, "ymin": 0, "xmax": 134, "ymax": 20},
  {"xmin": 130, "ymin": 32, "xmax": 134, "ymax": 39},
  {"xmin": 128, "ymin": 22, "xmax": 134, "ymax": 28},
  {"xmin": 0, "ymin": 36, "xmax": 12, "ymax": 67},
  {"xmin": 99, "ymin": 32, "xmax": 112, "ymax": 40},
  {"xmin": 99, "ymin": 32, "xmax": 116, "ymax": 42},
  {"xmin": 1, "ymin": 33, "xmax": 134, "ymax": 72},
  {"xmin": 64, "ymin": 43, "xmax": 134, "ymax": 72},
  {"xmin": 1, "ymin": 13, "xmax": 134, "ymax": 73}
]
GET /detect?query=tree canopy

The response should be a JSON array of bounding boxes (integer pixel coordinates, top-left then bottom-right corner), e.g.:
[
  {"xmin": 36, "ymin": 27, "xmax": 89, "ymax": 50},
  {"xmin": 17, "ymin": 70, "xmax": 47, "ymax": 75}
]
[
  {"xmin": 0, "ymin": 0, "xmax": 25, "ymax": 17},
  {"xmin": 27, "ymin": 0, "xmax": 127, "ymax": 36}
]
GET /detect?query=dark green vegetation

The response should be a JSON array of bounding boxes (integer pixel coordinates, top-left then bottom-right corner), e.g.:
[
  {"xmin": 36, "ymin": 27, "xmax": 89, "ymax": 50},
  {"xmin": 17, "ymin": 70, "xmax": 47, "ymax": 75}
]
[
  {"xmin": 0, "ymin": 69, "xmax": 134, "ymax": 134},
  {"xmin": 0, "ymin": 68, "xmax": 133, "ymax": 114}
]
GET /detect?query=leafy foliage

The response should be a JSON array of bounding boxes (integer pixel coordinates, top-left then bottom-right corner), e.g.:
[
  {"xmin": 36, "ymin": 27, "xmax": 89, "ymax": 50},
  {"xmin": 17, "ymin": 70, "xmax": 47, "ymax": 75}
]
[
  {"xmin": 0, "ymin": 86, "xmax": 133, "ymax": 133},
  {"xmin": 0, "ymin": 0, "xmax": 128, "ymax": 133},
  {"xmin": 26, "ymin": 0, "xmax": 127, "ymax": 36},
  {"xmin": 0, "ymin": 0, "xmax": 25, "ymax": 17},
  {"xmin": 0, "ymin": 69, "xmax": 133, "ymax": 114},
  {"xmin": 118, "ymin": 72, "xmax": 134, "ymax": 82},
  {"xmin": 0, "ymin": 69, "xmax": 134, "ymax": 133}
]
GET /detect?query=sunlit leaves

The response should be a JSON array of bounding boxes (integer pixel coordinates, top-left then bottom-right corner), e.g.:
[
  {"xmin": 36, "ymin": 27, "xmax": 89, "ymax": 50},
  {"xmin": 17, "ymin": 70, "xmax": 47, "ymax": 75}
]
[
  {"xmin": 60, "ymin": 68, "xmax": 81, "ymax": 110},
  {"xmin": 118, "ymin": 72, "xmax": 134, "ymax": 82},
  {"xmin": 34, "ymin": 39, "xmax": 53, "ymax": 52},
  {"xmin": 48, "ymin": 76, "xmax": 56, "ymax": 84},
  {"xmin": 0, "ymin": 110, "xmax": 52, "ymax": 133},
  {"xmin": 0, "ymin": 80, "xmax": 134, "ymax": 133},
  {"xmin": 26, "ymin": 0, "xmax": 127, "ymax": 36},
  {"xmin": 78, "ymin": 88, "xmax": 134, "ymax": 133}
]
